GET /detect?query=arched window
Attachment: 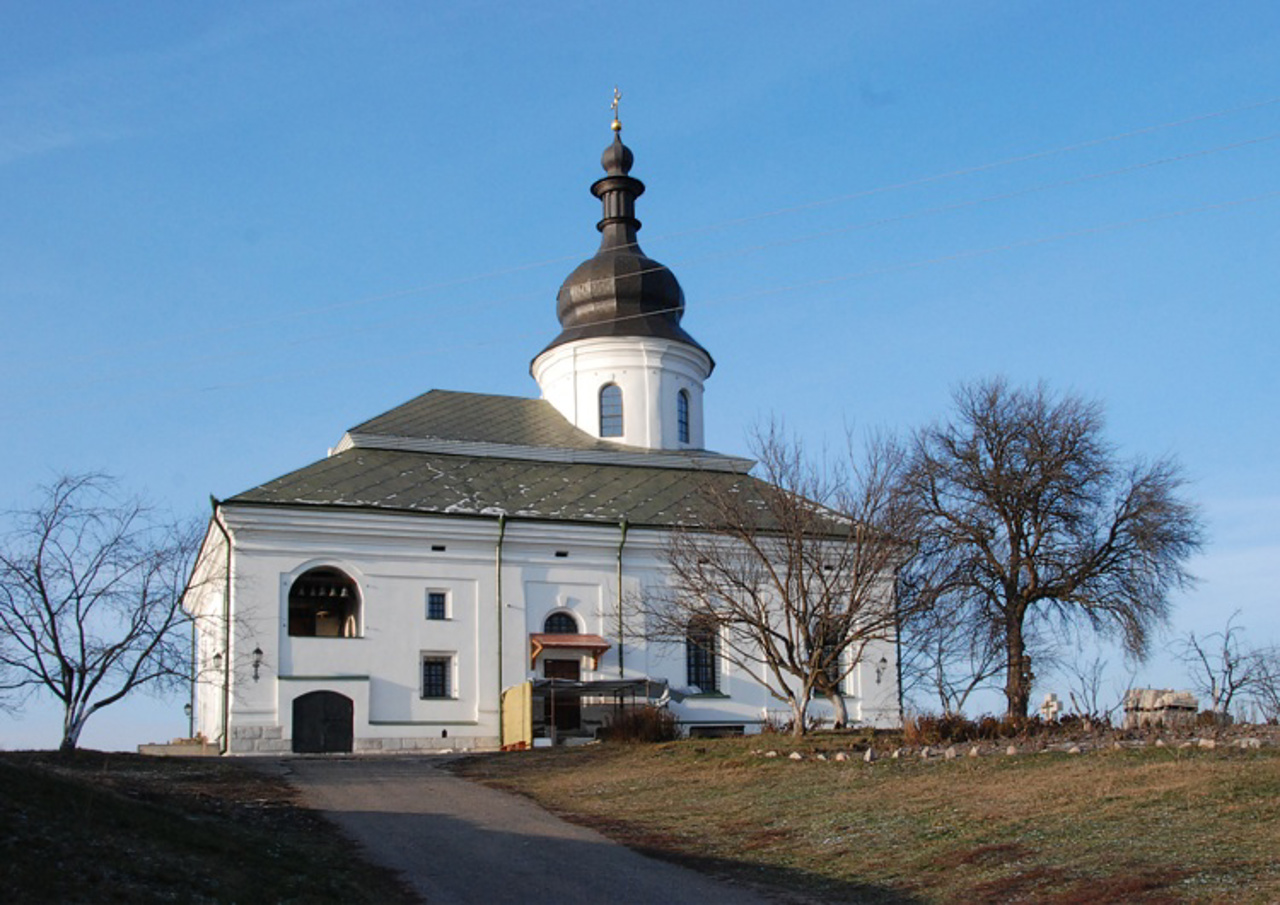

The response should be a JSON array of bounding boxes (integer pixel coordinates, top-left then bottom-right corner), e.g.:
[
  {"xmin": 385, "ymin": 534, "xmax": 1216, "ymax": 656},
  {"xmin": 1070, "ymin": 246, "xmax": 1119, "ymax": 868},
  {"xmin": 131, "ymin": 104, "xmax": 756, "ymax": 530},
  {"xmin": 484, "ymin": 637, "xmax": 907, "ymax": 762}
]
[
  {"xmin": 288, "ymin": 567, "xmax": 361, "ymax": 638},
  {"xmin": 686, "ymin": 617, "xmax": 719, "ymax": 693},
  {"xmin": 677, "ymin": 389, "xmax": 690, "ymax": 443},
  {"xmin": 544, "ymin": 611, "xmax": 579, "ymax": 634},
  {"xmin": 599, "ymin": 383, "xmax": 623, "ymax": 437}
]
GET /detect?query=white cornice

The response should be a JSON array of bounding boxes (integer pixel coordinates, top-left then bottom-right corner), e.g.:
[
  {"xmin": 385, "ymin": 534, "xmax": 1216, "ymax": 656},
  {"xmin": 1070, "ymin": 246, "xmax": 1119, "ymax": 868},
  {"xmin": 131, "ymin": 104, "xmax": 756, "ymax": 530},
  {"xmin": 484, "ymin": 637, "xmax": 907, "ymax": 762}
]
[
  {"xmin": 333, "ymin": 431, "xmax": 754, "ymax": 473},
  {"xmin": 216, "ymin": 504, "xmax": 674, "ymax": 554}
]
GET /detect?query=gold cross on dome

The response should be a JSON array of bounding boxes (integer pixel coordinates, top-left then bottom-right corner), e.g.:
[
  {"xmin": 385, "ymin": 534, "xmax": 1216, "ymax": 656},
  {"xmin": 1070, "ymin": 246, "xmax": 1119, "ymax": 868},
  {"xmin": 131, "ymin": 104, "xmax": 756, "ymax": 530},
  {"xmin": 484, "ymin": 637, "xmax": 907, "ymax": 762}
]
[{"xmin": 611, "ymin": 86, "xmax": 622, "ymax": 132}]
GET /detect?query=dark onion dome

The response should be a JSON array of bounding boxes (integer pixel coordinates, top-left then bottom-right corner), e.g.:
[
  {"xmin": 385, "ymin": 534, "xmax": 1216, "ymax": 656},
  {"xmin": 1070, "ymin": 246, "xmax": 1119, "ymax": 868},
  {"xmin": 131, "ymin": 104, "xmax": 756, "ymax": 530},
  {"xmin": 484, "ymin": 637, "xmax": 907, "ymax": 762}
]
[{"xmin": 536, "ymin": 134, "xmax": 713, "ymax": 370}]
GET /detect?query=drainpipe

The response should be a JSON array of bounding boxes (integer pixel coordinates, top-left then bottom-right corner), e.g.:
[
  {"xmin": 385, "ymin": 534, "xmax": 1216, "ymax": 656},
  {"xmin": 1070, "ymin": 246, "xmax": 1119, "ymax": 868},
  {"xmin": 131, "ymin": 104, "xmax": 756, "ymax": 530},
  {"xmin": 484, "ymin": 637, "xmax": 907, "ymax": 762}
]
[
  {"xmin": 616, "ymin": 519, "xmax": 628, "ymax": 678},
  {"xmin": 495, "ymin": 514, "xmax": 507, "ymax": 740},
  {"xmin": 210, "ymin": 497, "xmax": 233, "ymax": 756},
  {"xmin": 188, "ymin": 616, "xmax": 197, "ymax": 739},
  {"xmin": 893, "ymin": 566, "xmax": 905, "ymax": 726}
]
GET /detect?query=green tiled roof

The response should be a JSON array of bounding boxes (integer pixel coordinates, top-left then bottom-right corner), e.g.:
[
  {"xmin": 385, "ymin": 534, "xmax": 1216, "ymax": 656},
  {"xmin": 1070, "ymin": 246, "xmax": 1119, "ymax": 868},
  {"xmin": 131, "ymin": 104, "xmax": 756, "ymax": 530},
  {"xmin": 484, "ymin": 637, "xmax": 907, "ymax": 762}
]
[
  {"xmin": 351, "ymin": 390, "xmax": 612, "ymax": 449},
  {"xmin": 228, "ymin": 447, "xmax": 771, "ymax": 529},
  {"xmin": 345, "ymin": 390, "xmax": 751, "ymax": 470}
]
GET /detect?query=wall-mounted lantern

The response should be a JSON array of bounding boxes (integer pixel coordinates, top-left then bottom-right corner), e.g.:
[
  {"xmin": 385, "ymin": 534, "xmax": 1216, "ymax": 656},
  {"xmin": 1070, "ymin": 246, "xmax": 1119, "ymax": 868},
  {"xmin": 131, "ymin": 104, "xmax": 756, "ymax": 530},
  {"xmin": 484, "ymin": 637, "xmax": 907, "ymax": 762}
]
[
  {"xmin": 252, "ymin": 646, "xmax": 264, "ymax": 682},
  {"xmin": 875, "ymin": 656, "xmax": 889, "ymax": 685}
]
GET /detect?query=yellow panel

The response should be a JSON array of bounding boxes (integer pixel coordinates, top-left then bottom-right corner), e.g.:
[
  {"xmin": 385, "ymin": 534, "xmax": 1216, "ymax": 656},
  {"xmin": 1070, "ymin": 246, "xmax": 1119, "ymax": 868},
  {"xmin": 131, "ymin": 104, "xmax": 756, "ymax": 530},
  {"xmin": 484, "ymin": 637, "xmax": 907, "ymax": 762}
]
[{"xmin": 501, "ymin": 681, "xmax": 533, "ymax": 749}]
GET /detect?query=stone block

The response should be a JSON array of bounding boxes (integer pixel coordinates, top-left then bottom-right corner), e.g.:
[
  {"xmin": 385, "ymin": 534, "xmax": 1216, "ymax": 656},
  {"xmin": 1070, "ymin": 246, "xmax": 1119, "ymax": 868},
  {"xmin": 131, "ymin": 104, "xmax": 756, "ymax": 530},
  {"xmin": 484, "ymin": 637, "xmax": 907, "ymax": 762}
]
[
  {"xmin": 381, "ymin": 738, "xmax": 402, "ymax": 751},
  {"xmin": 1123, "ymin": 688, "xmax": 1199, "ymax": 729},
  {"xmin": 261, "ymin": 726, "xmax": 283, "ymax": 740},
  {"xmin": 257, "ymin": 739, "xmax": 291, "ymax": 753},
  {"xmin": 230, "ymin": 739, "xmax": 256, "ymax": 753},
  {"xmin": 355, "ymin": 738, "xmax": 383, "ymax": 751}
]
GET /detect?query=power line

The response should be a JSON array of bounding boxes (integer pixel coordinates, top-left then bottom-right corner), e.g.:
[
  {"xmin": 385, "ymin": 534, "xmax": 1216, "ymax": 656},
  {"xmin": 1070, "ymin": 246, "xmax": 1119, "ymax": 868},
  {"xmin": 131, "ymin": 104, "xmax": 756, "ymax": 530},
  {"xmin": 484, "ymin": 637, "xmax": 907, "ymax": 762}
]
[
  {"xmin": 647, "ymin": 95, "xmax": 1280, "ymax": 243},
  {"xmin": 18, "ymin": 94, "xmax": 1278, "ymax": 373},
  {"xmin": 35, "ymin": 185, "xmax": 1277, "ymax": 405}
]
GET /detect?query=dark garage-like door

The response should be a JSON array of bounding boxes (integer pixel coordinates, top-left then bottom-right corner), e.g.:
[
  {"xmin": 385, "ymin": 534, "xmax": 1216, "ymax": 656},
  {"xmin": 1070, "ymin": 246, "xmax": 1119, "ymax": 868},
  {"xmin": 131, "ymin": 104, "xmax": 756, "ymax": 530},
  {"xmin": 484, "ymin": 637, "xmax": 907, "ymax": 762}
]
[{"xmin": 292, "ymin": 691, "xmax": 354, "ymax": 753}]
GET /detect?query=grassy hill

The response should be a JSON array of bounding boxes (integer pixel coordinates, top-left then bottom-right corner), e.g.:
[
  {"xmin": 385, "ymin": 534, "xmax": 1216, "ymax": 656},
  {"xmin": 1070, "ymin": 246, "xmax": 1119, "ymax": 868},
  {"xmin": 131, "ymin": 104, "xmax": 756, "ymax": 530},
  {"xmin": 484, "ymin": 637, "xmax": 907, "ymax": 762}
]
[
  {"xmin": 0, "ymin": 751, "xmax": 415, "ymax": 904},
  {"xmin": 453, "ymin": 733, "xmax": 1280, "ymax": 904},
  {"xmin": 4, "ymin": 736, "xmax": 1275, "ymax": 903}
]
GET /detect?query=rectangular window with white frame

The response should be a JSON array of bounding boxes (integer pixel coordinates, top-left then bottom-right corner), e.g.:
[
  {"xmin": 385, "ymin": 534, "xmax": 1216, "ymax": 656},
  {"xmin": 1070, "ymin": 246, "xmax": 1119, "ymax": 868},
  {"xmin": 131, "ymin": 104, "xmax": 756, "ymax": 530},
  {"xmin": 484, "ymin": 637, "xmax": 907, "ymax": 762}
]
[
  {"xmin": 425, "ymin": 589, "xmax": 449, "ymax": 621},
  {"xmin": 421, "ymin": 653, "xmax": 455, "ymax": 699}
]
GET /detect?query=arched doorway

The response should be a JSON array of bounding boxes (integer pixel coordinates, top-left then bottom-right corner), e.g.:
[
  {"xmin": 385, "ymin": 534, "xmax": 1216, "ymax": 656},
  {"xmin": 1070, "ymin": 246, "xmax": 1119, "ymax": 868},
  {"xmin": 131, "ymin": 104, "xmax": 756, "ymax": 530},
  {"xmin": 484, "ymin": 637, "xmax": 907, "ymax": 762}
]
[{"xmin": 292, "ymin": 691, "xmax": 354, "ymax": 753}]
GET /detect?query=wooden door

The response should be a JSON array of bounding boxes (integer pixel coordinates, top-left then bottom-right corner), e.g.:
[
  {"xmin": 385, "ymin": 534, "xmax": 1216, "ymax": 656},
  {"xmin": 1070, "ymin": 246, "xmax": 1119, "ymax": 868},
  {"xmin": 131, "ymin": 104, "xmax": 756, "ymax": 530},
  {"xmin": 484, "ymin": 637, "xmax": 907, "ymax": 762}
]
[{"xmin": 292, "ymin": 691, "xmax": 354, "ymax": 753}]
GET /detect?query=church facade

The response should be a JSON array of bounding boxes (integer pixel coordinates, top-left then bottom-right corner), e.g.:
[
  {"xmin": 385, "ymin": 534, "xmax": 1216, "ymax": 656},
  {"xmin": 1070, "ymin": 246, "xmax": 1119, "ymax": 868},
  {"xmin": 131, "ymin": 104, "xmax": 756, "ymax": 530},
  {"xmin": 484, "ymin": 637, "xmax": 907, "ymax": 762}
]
[{"xmin": 184, "ymin": 123, "xmax": 902, "ymax": 754}]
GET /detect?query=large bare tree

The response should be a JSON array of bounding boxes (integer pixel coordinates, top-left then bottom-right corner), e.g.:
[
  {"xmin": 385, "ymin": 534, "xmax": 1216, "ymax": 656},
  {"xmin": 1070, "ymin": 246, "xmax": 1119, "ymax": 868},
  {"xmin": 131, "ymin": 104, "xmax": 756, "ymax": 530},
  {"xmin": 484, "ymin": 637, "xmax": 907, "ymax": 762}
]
[
  {"xmin": 0, "ymin": 475, "xmax": 200, "ymax": 751},
  {"xmin": 899, "ymin": 378, "xmax": 1203, "ymax": 719},
  {"xmin": 646, "ymin": 426, "xmax": 910, "ymax": 736}
]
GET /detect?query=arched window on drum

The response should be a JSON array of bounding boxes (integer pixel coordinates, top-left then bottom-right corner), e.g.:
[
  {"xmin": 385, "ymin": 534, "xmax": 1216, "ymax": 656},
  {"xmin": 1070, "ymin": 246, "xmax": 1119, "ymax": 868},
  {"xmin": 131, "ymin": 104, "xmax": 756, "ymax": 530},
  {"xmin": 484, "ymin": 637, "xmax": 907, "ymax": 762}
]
[{"xmin": 599, "ymin": 384, "xmax": 623, "ymax": 438}]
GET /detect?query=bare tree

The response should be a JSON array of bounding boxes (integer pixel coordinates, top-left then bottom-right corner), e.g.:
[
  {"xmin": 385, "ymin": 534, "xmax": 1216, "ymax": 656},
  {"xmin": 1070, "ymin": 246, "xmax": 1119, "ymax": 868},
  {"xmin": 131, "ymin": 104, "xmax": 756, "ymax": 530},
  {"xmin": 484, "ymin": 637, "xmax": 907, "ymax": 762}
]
[
  {"xmin": 1063, "ymin": 655, "xmax": 1133, "ymax": 724},
  {"xmin": 645, "ymin": 425, "xmax": 911, "ymax": 736},
  {"xmin": 898, "ymin": 594, "xmax": 1005, "ymax": 714},
  {"xmin": 0, "ymin": 475, "xmax": 200, "ymax": 751},
  {"xmin": 1175, "ymin": 612, "xmax": 1275, "ymax": 719},
  {"xmin": 1251, "ymin": 649, "xmax": 1280, "ymax": 724},
  {"xmin": 899, "ymin": 378, "xmax": 1203, "ymax": 719}
]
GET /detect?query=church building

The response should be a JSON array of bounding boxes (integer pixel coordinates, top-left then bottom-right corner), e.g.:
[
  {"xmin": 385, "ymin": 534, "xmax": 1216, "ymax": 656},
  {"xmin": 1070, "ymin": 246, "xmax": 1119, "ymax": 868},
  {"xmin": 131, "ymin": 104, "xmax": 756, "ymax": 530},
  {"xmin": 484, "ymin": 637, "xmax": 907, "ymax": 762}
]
[{"xmin": 183, "ymin": 117, "xmax": 902, "ymax": 754}]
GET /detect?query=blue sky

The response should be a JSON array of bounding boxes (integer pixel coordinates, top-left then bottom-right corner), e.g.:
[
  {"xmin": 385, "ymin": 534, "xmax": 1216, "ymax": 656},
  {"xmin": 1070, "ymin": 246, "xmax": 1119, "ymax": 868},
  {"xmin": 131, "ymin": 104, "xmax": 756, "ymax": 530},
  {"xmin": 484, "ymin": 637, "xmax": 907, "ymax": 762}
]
[{"xmin": 2, "ymin": 2, "xmax": 1277, "ymax": 749}]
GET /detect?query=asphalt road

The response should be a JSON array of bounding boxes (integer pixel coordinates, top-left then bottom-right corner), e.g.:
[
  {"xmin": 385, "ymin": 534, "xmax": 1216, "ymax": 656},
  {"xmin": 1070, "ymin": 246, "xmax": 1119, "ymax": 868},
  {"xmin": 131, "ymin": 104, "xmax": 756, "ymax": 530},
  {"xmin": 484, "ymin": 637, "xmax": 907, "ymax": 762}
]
[{"xmin": 278, "ymin": 755, "xmax": 776, "ymax": 905}]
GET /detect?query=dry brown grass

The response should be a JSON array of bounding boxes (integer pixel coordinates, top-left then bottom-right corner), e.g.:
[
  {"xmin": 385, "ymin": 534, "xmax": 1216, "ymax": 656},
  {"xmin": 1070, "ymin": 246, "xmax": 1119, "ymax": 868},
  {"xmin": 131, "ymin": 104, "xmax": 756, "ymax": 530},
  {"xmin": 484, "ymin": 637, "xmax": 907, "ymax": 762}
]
[
  {"xmin": 0, "ymin": 751, "xmax": 417, "ymax": 904},
  {"xmin": 454, "ymin": 736, "xmax": 1280, "ymax": 903}
]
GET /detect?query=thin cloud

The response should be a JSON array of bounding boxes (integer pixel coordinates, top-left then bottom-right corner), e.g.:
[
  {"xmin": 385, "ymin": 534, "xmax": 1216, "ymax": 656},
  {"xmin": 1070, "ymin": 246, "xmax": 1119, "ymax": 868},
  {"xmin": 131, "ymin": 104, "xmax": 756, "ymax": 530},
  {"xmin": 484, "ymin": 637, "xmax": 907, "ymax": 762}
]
[{"xmin": 0, "ymin": 1, "xmax": 336, "ymax": 166}]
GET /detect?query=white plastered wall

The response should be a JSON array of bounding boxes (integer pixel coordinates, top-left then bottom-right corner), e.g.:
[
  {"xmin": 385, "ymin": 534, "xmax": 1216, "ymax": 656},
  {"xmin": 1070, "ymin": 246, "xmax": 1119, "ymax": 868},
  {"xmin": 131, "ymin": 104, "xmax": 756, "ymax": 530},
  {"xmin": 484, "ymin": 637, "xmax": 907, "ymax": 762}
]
[
  {"xmin": 193, "ymin": 506, "xmax": 902, "ymax": 752},
  {"xmin": 531, "ymin": 336, "xmax": 712, "ymax": 451}
]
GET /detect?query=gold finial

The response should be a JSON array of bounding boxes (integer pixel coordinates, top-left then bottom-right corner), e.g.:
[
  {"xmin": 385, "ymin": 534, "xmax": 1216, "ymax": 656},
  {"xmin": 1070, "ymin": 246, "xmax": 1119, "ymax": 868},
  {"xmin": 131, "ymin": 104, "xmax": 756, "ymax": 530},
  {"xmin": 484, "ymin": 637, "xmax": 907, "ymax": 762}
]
[{"xmin": 610, "ymin": 86, "xmax": 623, "ymax": 132}]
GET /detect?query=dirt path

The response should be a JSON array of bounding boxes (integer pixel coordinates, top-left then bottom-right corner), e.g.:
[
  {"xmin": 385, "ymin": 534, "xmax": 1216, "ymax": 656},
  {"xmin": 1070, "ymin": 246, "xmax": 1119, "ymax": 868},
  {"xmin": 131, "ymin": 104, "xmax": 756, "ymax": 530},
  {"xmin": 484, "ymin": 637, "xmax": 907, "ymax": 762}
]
[{"xmin": 277, "ymin": 755, "xmax": 776, "ymax": 905}]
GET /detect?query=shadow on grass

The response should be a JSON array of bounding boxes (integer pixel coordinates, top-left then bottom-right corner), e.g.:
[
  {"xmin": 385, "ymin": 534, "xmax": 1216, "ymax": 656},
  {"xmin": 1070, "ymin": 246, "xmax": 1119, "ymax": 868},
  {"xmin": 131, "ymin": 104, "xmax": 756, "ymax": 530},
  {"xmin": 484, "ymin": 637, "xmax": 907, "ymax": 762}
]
[{"xmin": 0, "ymin": 751, "xmax": 416, "ymax": 904}]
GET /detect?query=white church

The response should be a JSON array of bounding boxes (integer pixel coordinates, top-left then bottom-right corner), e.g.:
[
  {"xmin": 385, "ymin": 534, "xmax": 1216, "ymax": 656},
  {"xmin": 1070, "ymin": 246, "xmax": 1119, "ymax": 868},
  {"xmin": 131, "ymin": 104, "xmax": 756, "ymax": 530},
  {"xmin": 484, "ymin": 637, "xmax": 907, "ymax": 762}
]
[{"xmin": 183, "ymin": 119, "xmax": 902, "ymax": 754}]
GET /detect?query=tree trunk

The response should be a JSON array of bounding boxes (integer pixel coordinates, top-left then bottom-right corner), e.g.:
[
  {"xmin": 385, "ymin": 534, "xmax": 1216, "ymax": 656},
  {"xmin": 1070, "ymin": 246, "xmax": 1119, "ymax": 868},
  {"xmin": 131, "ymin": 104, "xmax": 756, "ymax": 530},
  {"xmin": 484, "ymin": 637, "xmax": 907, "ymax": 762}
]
[
  {"xmin": 1005, "ymin": 606, "xmax": 1031, "ymax": 719},
  {"xmin": 827, "ymin": 689, "xmax": 848, "ymax": 728},
  {"xmin": 61, "ymin": 711, "xmax": 86, "ymax": 752},
  {"xmin": 789, "ymin": 695, "xmax": 809, "ymax": 737}
]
